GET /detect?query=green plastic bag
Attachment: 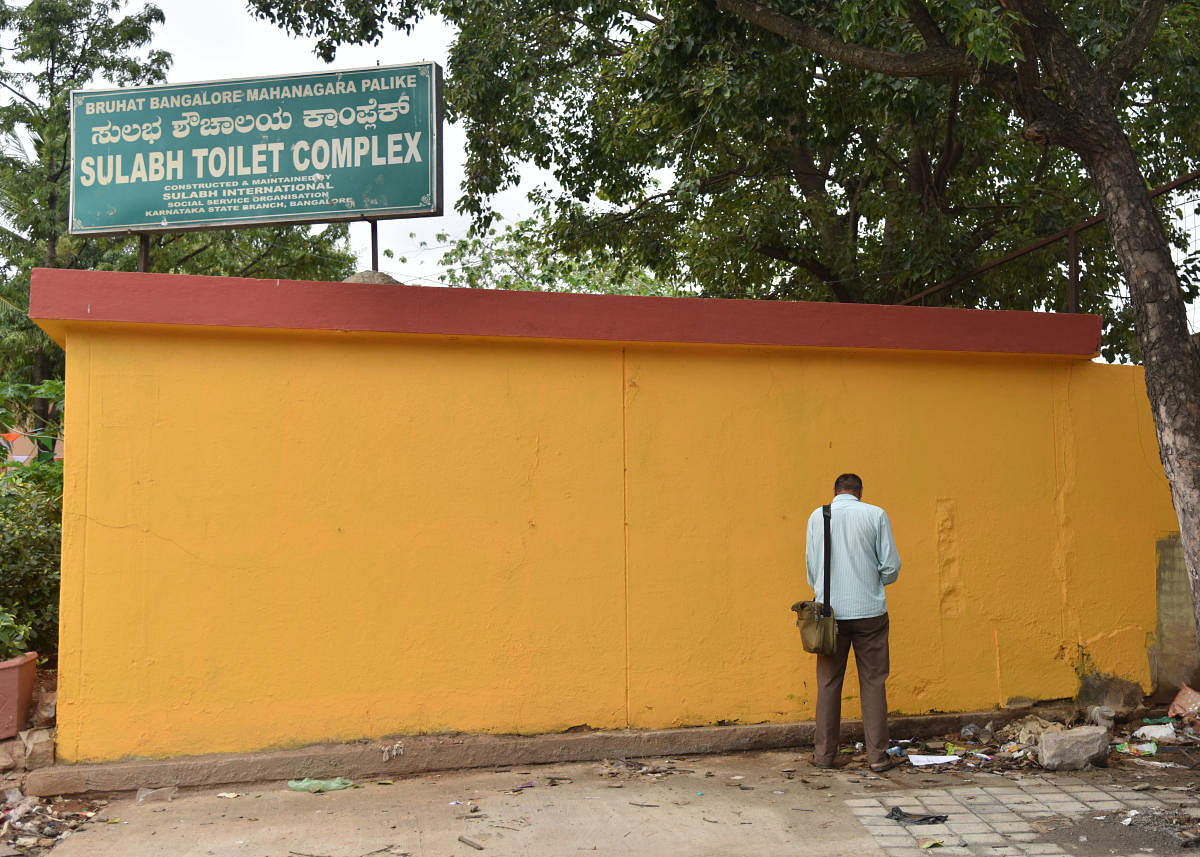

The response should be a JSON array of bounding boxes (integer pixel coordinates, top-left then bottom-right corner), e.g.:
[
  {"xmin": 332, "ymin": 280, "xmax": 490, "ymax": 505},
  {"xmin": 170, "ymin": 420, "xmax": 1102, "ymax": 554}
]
[{"xmin": 287, "ymin": 777, "xmax": 354, "ymax": 793}]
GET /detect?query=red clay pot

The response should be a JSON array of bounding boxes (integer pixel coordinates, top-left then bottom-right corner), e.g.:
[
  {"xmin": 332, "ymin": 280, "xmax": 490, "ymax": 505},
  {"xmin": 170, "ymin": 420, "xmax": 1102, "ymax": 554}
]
[{"xmin": 0, "ymin": 651, "xmax": 36, "ymax": 739}]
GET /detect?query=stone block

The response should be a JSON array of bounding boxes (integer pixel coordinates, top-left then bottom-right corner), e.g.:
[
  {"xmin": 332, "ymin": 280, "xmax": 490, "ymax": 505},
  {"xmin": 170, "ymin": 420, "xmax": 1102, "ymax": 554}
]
[
  {"xmin": 19, "ymin": 729, "xmax": 54, "ymax": 770},
  {"xmin": 1038, "ymin": 725, "xmax": 1109, "ymax": 771},
  {"xmin": 0, "ymin": 738, "xmax": 21, "ymax": 772}
]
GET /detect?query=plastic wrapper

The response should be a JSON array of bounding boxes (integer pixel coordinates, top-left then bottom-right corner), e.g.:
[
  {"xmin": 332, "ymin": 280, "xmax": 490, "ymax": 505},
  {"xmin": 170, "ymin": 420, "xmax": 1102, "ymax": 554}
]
[
  {"xmin": 287, "ymin": 777, "xmax": 354, "ymax": 793},
  {"xmin": 1169, "ymin": 684, "xmax": 1200, "ymax": 722},
  {"xmin": 135, "ymin": 786, "xmax": 177, "ymax": 805}
]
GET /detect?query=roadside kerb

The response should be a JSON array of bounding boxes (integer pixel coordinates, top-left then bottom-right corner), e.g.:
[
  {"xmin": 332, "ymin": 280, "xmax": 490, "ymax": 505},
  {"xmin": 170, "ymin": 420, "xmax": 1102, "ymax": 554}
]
[{"xmin": 25, "ymin": 709, "xmax": 1026, "ymax": 796}]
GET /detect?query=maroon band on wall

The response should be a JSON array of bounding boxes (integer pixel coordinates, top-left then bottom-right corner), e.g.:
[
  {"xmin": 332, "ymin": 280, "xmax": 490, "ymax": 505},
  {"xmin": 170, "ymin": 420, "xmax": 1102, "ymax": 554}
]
[{"xmin": 29, "ymin": 268, "xmax": 1101, "ymax": 357}]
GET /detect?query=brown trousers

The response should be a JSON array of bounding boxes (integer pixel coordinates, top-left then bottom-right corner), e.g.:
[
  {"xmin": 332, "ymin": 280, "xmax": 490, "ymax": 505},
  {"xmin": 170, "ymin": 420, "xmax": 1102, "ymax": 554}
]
[{"xmin": 813, "ymin": 612, "xmax": 890, "ymax": 767}]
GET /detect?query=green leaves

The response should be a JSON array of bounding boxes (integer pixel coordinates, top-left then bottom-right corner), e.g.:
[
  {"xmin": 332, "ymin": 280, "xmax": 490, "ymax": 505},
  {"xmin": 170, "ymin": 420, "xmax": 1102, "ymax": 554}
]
[
  {"xmin": 243, "ymin": 1, "xmax": 1200, "ymax": 360},
  {"xmin": 0, "ymin": 471, "xmax": 61, "ymax": 657},
  {"xmin": 0, "ymin": 610, "xmax": 33, "ymax": 661},
  {"xmin": 435, "ymin": 210, "xmax": 685, "ymax": 295},
  {"xmin": 0, "ymin": 377, "xmax": 64, "ymax": 657}
]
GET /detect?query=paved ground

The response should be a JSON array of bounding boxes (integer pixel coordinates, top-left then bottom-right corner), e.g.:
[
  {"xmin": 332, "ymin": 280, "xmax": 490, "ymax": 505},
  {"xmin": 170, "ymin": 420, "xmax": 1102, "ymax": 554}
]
[{"xmin": 32, "ymin": 749, "xmax": 1200, "ymax": 857}]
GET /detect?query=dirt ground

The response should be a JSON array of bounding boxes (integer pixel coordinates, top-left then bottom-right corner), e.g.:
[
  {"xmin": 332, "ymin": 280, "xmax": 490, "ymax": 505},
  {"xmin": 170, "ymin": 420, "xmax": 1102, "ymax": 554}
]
[{"xmin": 7, "ymin": 701, "xmax": 1200, "ymax": 856}]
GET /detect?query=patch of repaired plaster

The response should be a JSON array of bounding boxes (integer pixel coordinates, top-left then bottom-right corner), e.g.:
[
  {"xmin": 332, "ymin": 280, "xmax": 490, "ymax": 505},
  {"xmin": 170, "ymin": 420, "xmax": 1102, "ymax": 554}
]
[{"xmin": 934, "ymin": 499, "xmax": 964, "ymax": 618}]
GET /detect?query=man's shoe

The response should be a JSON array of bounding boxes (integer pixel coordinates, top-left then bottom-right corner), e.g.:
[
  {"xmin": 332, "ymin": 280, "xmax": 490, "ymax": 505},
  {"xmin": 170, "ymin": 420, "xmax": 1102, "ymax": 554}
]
[
  {"xmin": 810, "ymin": 757, "xmax": 837, "ymax": 769},
  {"xmin": 869, "ymin": 760, "xmax": 897, "ymax": 773}
]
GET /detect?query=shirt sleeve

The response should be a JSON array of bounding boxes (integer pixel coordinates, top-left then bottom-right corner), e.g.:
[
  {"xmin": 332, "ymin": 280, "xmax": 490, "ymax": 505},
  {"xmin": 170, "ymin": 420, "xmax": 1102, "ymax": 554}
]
[
  {"xmin": 805, "ymin": 508, "xmax": 821, "ymax": 593},
  {"xmin": 876, "ymin": 510, "xmax": 901, "ymax": 585}
]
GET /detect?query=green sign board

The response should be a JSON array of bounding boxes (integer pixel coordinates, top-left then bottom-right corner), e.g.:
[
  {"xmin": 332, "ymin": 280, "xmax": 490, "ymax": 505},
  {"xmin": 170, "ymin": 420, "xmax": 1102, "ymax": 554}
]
[{"xmin": 70, "ymin": 63, "xmax": 442, "ymax": 234}]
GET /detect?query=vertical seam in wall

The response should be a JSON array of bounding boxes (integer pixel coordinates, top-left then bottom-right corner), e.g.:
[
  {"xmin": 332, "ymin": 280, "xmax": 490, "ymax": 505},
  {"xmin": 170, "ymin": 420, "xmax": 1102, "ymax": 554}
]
[
  {"xmin": 1053, "ymin": 361, "xmax": 1078, "ymax": 647},
  {"xmin": 64, "ymin": 333, "xmax": 91, "ymax": 761},
  {"xmin": 621, "ymin": 346, "xmax": 631, "ymax": 728}
]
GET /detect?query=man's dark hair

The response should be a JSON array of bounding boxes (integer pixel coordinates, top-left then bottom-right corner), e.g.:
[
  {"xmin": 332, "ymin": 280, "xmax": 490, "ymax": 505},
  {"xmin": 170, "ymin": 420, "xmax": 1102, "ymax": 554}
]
[{"xmin": 834, "ymin": 473, "xmax": 863, "ymax": 495}]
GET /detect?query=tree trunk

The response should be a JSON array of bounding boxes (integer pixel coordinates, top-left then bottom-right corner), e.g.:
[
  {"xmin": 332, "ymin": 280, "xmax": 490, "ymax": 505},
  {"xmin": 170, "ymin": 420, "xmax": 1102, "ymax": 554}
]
[{"xmin": 1082, "ymin": 130, "xmax": 1200, "ymax": 646}]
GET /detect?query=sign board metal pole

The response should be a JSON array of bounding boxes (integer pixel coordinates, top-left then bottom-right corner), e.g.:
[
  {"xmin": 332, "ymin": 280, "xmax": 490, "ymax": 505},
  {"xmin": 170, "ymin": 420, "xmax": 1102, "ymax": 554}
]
[{"xmin": 370, "ymin": 220, "xmax": 379, "ymax": 272}]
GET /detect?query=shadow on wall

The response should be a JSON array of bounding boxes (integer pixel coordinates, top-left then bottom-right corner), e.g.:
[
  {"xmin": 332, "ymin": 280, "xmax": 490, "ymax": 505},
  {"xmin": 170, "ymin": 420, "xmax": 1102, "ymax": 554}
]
[{"xmin": 1151, "ymin": 535, "xmax": 1200, "ymax": 699}]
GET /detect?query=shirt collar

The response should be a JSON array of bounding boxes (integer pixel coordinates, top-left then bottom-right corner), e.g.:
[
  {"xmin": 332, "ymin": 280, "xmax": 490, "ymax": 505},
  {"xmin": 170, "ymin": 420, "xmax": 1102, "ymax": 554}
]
[{"xmin": 832, "ymin": 494, "xmax": 860, "ymax": 505}]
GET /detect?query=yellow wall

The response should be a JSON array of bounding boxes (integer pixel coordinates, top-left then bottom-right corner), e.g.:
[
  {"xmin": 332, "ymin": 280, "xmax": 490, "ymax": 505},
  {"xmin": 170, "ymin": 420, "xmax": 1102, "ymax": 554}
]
[{"xmin": 52, "ymin": 325, "xmax": 1176, "ymax": 762}]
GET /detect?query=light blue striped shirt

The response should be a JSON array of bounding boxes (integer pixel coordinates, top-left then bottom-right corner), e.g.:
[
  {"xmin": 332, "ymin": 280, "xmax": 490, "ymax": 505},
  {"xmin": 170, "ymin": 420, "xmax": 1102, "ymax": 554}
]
[{"xmin": 805, "ymin": 494, "xmax": 900, "ymax": 620}]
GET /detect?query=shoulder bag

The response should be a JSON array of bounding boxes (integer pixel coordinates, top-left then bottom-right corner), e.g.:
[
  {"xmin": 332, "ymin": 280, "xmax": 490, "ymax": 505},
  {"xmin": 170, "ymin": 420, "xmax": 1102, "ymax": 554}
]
[{"xmin": 791, "ymin": 504, "xmax": 837, "ymax": 656}]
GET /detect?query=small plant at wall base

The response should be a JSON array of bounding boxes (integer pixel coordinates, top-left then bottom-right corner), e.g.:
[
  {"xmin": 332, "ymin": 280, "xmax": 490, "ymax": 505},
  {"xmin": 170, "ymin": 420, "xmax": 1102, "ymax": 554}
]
[
  {"xmin": 0, "ymin": 607, "xmax": 36, "ymax": 740},
  {"xmin": 0, "ymin": 381, "xmax": 63, "ymax": 659},
  {"xmin": 0, "ymin": 610, "xmax": 31, "ymax": 662}
]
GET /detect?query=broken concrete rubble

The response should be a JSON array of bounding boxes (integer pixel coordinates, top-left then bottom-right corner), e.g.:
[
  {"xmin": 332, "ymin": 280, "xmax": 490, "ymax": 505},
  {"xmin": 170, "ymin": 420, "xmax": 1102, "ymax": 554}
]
[
  {"xmin": 0, "ymin": 740, "xmax": 20, "ymax": 773},
  {"xmin": 19, "ymin": 730, "xmax": 53, "ymax": 771},
  {"xmin": 0, "ymin": 789, "xmax": 108, "ymax": 856},
  {"xmin": 1037, "ymin": 725, "xmax": 1111, "ymax": 770}
]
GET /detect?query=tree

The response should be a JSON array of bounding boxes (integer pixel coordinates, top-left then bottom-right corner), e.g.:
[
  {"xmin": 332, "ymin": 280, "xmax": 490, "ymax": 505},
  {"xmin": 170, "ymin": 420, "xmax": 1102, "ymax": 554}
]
[
  {"xmin": 430, "ymin": 212, "xmax": 686, "ymax": 294},
  {"xmin": 0, "ymin": 0, "xmax": 357, "ymax": 390},
  {"xmin": 251, "ymin": 1, "xmax": 1200, "ymax": 358},
  {"xmin": 255, "ymin": 0, "xmax": 1200, "ymax": 651}
]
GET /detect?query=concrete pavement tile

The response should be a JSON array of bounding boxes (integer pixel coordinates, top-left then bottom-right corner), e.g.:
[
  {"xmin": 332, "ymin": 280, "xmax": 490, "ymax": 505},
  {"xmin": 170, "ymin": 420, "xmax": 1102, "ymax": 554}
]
[
  {"xmin": 902, "ymin": 823, "xmax": 951, "ymax": 834},
  {"xmin": 1042, "ymin": 801, "xmax": 1087, "ymax": 812},
  {"xmin": 1019, "ymin": 844, "xmax": 1067, "ymax": 854},
  {"xmin": 851, "ymin": 805, "xmax": 884, "ymax": 816},
  {"xmin": 1006, "ymin": 832, "xmax": 1039, "ymax": 841},
  {"xmin": 883, "ymin": 849, "xmax": 927, "ymax": 857},
  {"xmin": 993, "ymin": 821, "xmax": 1033, "ymax": 833},
  {"xmin": 946, "ymin": 822, "xmax": 991, "ymax": 833},
  {"xmin": 976, "ymin": 811, "xmax": 1023, "ymax": 822},
  {"xmin": 1085, "ymin": 800, "xmax": 1124, "ymax": 810},
  {"xmin": 875, "ymin": 836, "xmax": 917, "ymax": 850},
  {"xmin": 963, "ymin": 832, "xmax": 1008, "ymax": 844},
  {"xmin": 864, "ymin": 824, "xmax": 900, "ymax": 835}
]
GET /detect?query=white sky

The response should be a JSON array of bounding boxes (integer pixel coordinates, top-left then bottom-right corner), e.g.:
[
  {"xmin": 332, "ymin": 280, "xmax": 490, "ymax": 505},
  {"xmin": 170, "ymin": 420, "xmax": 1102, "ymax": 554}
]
[{"xmin": 154, "ymin": 0, "xmax": 534, "ymax": 284}]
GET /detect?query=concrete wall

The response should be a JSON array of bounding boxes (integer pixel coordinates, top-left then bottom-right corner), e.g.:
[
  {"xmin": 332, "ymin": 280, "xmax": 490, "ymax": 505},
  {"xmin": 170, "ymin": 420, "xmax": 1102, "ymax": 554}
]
[{"xmin": 31, "ymin": 269, "xmax": 1178, "ymax": 763}]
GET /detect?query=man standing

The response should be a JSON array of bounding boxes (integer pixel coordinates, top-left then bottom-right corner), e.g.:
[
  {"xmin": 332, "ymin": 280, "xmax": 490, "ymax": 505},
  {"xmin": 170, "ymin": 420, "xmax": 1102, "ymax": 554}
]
[{"xmin": 806, "ymin": 473, "xmax": 901, "ymax": 772}]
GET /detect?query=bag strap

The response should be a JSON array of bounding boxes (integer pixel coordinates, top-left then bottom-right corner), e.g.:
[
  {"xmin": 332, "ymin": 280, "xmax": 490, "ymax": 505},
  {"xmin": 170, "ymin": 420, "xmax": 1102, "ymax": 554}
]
[{"xmin": 822, "ymin": 504, "xmax": 832, "ymax": 617}]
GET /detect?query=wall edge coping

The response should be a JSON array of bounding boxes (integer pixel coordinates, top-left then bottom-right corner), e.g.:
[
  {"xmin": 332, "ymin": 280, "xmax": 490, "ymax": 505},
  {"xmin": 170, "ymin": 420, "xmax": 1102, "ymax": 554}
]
[{"xmin": 29, "ymin": 268, "xmax": 1102, "ymax": 357}]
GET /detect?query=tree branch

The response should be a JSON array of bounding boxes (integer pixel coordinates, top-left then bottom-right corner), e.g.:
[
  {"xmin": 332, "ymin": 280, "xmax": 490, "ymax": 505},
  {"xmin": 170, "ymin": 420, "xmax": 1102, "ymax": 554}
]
[
  {"xmin": 715, "ymin": 0, "xmax": 972, "ymax": 78},
  {"xmin": 932, "ymin": 78, "xmax": 962, "ymax": 195},
  {"xmin": 907, "ymin": 0, "xmax": 949, "ymax": 48},
  {"xmin": 172, "ymin": 240, "xmax": 213, "ymax": 272},
  {"xmin": 0, "ymin": 79, "xmax": 39, "ymax": 110},
  {"xmin": 1099, "ymin": 0, "xmax": 1165, "ymax": 90},
  {"xmin": 757, "ymin": 244, "xmax": 854, "ymax": 302},
  {"xmin": 622, "ymin": 5, "xmax": 663, "ymax": 27}
]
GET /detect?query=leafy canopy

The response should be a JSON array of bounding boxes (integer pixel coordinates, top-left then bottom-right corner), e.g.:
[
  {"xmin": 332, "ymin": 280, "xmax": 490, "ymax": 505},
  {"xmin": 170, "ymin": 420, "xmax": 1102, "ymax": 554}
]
[{"xmin": 250, "ymin": 0, "xmax": 1200, "ymax": 360}]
